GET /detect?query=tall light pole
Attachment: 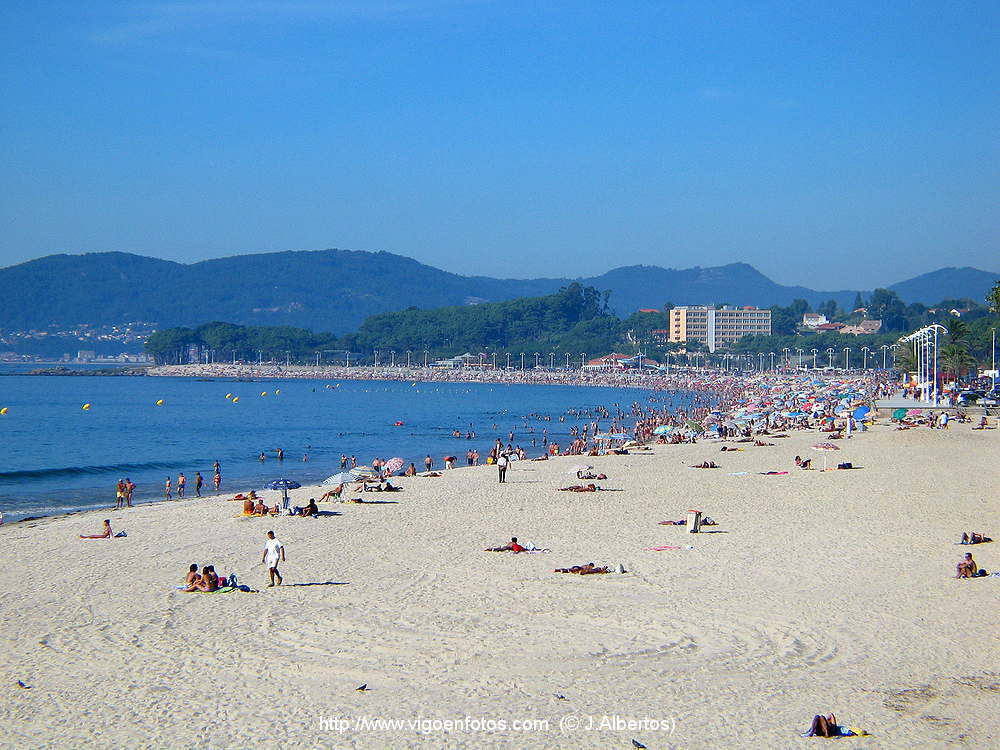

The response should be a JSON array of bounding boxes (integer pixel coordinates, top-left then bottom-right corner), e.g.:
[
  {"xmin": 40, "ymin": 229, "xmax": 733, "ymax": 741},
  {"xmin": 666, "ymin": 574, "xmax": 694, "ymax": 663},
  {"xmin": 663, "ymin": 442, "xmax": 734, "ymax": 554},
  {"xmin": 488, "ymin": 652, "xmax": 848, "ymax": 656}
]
[
  {"xmin": 565, "ymin": 352, "xmax": 571, "ymax": 368},
  {"xmin": 796, "ymin": 348, "xmax": 803, "ymax": 368},
  {"xmin": 549, "ymin": 352, "xmax": 555, "ymax": 369},
  {"xmin": 861, "ymin": 346, "xmax": 870, "ymax": 369},
  {"xmin": 810, "ymin": 348, "xmax": 818, "ymax": 369},
  {"xmin": 492, "ymin": 352, "xmax": 497, "ymax": 368},
  {"xmin": 580, "ymin": 353, "xmax": 586, "ymax": 369},
  {"xmin": 534, "ymin": 352, "xmax": 541, "ymax": 368},
  {"xmin": 505, "ymin": 352, "xmax": 511, "ymax": 369},
  {"xmin": 390, "ymin": 350, "xmax": 396, "ymax": 368},
  {"xmin": 826, "ymin": 347, "xmax": 835, "ymax": 368},
  {"xmin": 423, "ymin": 350, "xmax": 429, "ymax": 368},
  {"xmin": 843, "ymin": 347, "xmax": 851, "ymax": 370},
  {"xmin": 406, "ymin": 350, "xmax": 412, "ymax": 368},
  {"xmin": 991, "ymin": 328, "xmax": 996, "ymax": 392},
  {"xmin": 782, "ymin": 347, "xmax": 790, "ymax": 369},
  {"xmin": 769, "ymin": 351, "xmax": 776, "ymax": 370},
  {"xmin": 758, "ymin": 352, "xmax": 765, "ymax": 370},
  {"xmin": 880, "ymin": 344, "xmax": 890, "ymax": 369},
  {"xmin": 374, "ymin": 349, "xmax": 379, "ymax": 368},
  {"xmin": 520, "ymin": 352, "xmax": 525, "ymax": 370}
]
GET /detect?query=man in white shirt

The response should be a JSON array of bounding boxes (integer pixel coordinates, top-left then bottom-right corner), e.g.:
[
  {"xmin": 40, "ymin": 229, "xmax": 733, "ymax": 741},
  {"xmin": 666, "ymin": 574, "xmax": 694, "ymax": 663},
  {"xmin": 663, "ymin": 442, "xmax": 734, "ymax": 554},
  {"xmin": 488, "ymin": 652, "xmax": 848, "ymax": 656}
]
[{"xmin": 262, "ymin": 530, "xmax": 286, "ymax": 587}]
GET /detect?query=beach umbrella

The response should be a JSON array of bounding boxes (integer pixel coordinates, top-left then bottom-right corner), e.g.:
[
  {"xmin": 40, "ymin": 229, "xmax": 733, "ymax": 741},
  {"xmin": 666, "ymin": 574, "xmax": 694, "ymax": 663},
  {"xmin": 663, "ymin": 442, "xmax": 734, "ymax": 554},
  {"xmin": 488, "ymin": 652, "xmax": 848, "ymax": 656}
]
[
  {"xmin": 263, "ymin": 478, "xmax": 302, "ymax": 509},
  {"xmin": 382, "ymin": 457, "xmax": 405, "ymax": 475},
  {"xmin": 810, "ymin": 443, "xmax": 840, "ymax": 471},
  {"xmin": 652, "ymin": 425, "xmax": 672, "ymax": 434},
  {"xmin": 853, "ymin": 406, "xmax": 870, "ymax": 420},
  {"xmin": 323, "ymin": 472, "xmax": 358, "ymax": 485},
  {"xmin": 891, "ymin": 408, "xmax": 907, "ymax": 420},
  {"xmin": 907, "ymin": 409, "xmax": 923, "ymax": 416}
]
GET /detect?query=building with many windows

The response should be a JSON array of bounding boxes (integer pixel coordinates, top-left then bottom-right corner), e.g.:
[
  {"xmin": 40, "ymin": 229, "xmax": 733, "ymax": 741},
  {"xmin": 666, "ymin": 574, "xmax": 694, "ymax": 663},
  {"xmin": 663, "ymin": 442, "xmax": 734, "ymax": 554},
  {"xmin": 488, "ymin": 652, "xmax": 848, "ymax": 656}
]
[{"xmin": 668, "ymin": 306, "xmax": 771, "ymax": 352}]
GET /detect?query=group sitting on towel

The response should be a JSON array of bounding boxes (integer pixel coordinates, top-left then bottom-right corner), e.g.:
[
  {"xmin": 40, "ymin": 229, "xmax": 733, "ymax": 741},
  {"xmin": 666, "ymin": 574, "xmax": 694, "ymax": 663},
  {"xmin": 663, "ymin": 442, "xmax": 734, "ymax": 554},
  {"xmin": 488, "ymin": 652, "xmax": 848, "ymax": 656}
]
[
  {"xmin": 961, "ymin": 532, "xmax": 992, "ymax": 545},
  {"xmin": 244, "ymin": 497, "xmax": 279, "ymax": 516},
  {"xmin": 184, "ymin": 563, "xmax": 226, "ymax": 592}
]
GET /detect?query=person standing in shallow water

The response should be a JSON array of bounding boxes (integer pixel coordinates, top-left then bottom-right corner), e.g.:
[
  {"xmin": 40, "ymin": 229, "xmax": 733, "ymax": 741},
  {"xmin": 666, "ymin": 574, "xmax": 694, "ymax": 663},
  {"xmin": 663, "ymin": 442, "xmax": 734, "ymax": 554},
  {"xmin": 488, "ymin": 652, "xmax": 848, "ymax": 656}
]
[
  {"xmin": 194, "ymin": 472, "xmax": 203, "ymax": 497},
  {"xmin": 164, "ymin": 476, "xmax": 172, "ymax": 500},
  {"xmin": 177, "ymin": 473, "xmax": 186, "ymax": 498}
]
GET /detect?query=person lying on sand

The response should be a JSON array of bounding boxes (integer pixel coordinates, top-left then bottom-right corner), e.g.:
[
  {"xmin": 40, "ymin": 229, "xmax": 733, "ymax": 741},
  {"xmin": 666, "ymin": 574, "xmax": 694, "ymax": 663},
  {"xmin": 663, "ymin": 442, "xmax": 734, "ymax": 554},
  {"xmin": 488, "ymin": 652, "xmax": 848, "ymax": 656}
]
[
  {"xmin": 956, "ymin": 553, "xmax": 978, "ymax": 578},
  {"xmin": 421, "ymin": 471, "xmax": 444, "ymax": 477},
  {"xmin": 531, "ymin": 454, "xmax": 549, "ymax": 461},
  {"xmin": 576, "ymin": 471, "xmax": 607, "ymax": 480},
  {"xmin": 485, "ymin": 537, "xmax": 525, "ymax": 553},
  {"xmin": 690, "ymin": 461, "xmax": 718, "ymax": 469},
  {"xmin": 754, "ymin": 440, "xmax": 775, "ymax": 446},
  {"xmin": 961, "ymin": 532, "xmax": 993, "ymax": 544},
  {"xmin": 558, "ymin": 483, "xmax": 599, "ymax": 492},
  {"xmin": 804, "ymin": 713, "xmax": 868, "ymax": 738},
  {"xmin": 228, "ymin": 490, "xmax": 257, "ymax": 502},
  {"xmin": 720, "ymin": 446, "xmax": 742, "ymax": 452},
  {"xmin": 659, "ymin": 517, "xmax": 717, "ymax": 526},
  {"xmin": 554, "ymin": 563, "xmax": 610, "ymax": 575},
  {"xmin": 80, "ymin": 519, "xmax": 113, "ymax": 539}
]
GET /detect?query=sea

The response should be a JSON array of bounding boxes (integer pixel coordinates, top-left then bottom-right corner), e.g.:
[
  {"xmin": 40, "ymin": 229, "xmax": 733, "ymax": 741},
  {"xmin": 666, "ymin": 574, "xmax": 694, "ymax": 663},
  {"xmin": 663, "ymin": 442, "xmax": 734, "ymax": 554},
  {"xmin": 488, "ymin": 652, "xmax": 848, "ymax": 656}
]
[{"xmin": 0, "ymin": 367, "xmax": 698, "ymax": 523}]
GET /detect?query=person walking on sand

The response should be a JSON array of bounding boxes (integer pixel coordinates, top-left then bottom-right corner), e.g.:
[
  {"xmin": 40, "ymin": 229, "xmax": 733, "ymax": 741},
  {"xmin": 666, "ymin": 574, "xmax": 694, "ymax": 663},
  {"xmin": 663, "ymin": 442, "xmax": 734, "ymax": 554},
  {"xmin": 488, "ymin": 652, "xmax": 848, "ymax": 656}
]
[
  {"xmin": 194, "ymin": 472, "xmax": 203, "ymax": 497},
  {"xmin": 496, "ymin": 451, "xmax": 509, "ymax": 483},
  {"xmin": 262, "ymin": 530, "xmax": 285, "ymax": 587},
  {"xmin": 164, "ymin": 476, "xmax": 172, "ymax": 500},
  {"xmin": 177, "ymin": 473, "xmax": 186, "ymax": 498}
]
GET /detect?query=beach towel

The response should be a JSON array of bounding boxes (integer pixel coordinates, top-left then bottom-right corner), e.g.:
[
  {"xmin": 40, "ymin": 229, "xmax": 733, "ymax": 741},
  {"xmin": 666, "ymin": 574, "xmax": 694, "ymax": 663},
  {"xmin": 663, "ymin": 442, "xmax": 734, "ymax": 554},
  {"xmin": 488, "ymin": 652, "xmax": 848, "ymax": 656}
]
[
  {"xmin": 728, "ymin": 471, "xmax": 749, "ymax": 476},
  {"xmin": 175, "ymin": 586, "xmax": 237, "ymax": 593},
  {"xmin": 645, "ymin": 545, "xmax": 682, "ymax": 551}
]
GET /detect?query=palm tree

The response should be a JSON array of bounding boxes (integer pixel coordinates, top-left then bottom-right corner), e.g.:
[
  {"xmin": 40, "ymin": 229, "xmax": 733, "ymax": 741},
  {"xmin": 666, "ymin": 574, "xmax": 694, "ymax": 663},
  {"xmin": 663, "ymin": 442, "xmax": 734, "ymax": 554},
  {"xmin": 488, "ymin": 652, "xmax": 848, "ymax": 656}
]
[
  {"xmin": 939, "ymin": 342, "xmax": 976, "ymax": 380},
  {"xmin": 895, "ymin": 343, "xmax": 917, "ymax": 374}
]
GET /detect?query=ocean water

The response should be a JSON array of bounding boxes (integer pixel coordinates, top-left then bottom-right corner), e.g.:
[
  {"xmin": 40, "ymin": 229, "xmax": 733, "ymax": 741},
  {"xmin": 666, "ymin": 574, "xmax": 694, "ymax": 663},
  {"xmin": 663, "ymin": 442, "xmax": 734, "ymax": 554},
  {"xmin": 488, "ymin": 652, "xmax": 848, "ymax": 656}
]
[{"xmin": 0, "ymin": 373, "xmax": 696, "ymax": 522}]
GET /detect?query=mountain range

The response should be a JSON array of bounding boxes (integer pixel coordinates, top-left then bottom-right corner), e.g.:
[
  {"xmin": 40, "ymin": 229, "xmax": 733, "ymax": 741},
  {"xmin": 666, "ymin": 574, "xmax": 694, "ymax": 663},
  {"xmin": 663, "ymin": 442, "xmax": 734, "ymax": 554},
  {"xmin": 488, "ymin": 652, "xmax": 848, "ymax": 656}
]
[{"xmin": 0, "ymin": 250, "xmax": 995, "ymax": 333}]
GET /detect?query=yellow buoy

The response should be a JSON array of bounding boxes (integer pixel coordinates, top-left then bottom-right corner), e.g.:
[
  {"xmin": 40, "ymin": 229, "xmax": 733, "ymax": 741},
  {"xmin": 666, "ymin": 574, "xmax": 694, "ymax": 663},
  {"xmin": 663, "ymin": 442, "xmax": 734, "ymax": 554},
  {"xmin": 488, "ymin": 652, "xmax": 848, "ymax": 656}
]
[
  {"xmin": 225, "ymin": 393, "xmax": 233, "ymax": 399},
  {"xmin": 82, "ymin": 403, "xmax": 91, "ymax": 411},
  {"xmin": 155, "ymin": 399, "xmax": 164, "ymax": 406},
  {"xmin": 0, "ymin": 407, "xmax": 7, "ymax": 415},
  {"xmin": 260, "ymin": 391, "xmax": 268, "ymax": 397},
  {"xmin": 232, "ymin": 397, "xmax": 239, "ymax": 403}
]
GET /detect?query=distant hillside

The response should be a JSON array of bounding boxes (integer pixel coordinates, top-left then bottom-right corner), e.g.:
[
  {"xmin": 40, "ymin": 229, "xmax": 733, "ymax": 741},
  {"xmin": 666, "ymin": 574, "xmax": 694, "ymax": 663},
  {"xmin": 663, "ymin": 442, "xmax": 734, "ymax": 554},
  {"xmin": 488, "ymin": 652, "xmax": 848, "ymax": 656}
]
[
  {"xmin": 0, "ymin": 249, "xmax": 994, "ymax": 333},
  {"xmin": 889, "ymin": 266, "xmax": 998, "ymax": 306}
]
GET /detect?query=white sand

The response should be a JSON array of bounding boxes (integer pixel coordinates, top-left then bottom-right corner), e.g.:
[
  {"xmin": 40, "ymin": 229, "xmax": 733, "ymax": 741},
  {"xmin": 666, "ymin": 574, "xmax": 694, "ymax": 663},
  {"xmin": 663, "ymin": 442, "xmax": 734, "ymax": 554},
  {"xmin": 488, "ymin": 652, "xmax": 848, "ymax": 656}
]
[{"xmin": 1, "ymin": 423, "xmax": 998, "ymax": 749}]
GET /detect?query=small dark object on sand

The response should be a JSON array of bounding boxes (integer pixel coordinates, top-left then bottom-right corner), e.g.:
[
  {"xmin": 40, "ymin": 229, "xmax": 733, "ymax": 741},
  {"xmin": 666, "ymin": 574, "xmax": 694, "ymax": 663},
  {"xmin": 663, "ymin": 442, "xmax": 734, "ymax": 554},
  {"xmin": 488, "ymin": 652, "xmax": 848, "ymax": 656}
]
[{"xmin": 355, "ymin": 683, "xmax": 368, "ymax": 692}]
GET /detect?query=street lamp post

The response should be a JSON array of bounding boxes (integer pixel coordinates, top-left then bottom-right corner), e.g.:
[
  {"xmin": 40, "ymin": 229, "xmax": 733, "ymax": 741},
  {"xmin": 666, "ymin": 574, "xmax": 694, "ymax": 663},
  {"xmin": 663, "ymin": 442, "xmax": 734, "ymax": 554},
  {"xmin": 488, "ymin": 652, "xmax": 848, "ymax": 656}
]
[
  {"xmin": 843, "ymin": 347, "xmax": 851, "ymax": 370},
  {"xmin": 580, "ymin": 353, "xmax": 586, "ymax": 369},
  {"xmin": 861, "ymin": 346, "xmax": 870, "ymax": 369},
  {"xmin": 796, "ymin": 348, "xmax": 803, "ymax": 368},
  {"xmin": 782, "ymin": 347, "xmax": 790, "ymax": 369},
  {"xmin": 520, "ymin": 353, "xmax": 526, "ymax": 370},
  {"xmin": 565, "ymin": 352, "xmax": 570, "ymax": 368},
  {"xmin": 810, "ymin": 348, "xmax": 818, "ymax": 369},
  {"xmin": 826, "ymin": 348, "xmax": 835, "ymax": 368},
  {"xmin": 406, "ymin": 350, "xmax": 412, "ymax": 368},
  {"xmin": 373, "ymin": 350, "xmax": 379, "ymax": 368},
  {"xmin": 534, "ymin": 352, "xmax": 541, "ymax": 368},
  {"xmin": 880, "ymin": 344, "xmax": 889, "ymax": 369},
  {"xmin": 492, "ymin": 352, "xmax": 497, "ymax": 369},
  {"xmin": 423, "ymin": 350, "xmax": 429, "ymax": 368},
  {"xmin": 549, "ymin": 352, "xmax": 555, "ymax": 369},
  {"xmin": 390, "ymin": 351, "xmax": 396, "ymax": 368},
  {"xmin": 505, "ymin": 352, "xmax": 511, "ymax": 369},
  {"xmin": 769, "ymin": 351, "xmax": 776, "ymax": 370}
]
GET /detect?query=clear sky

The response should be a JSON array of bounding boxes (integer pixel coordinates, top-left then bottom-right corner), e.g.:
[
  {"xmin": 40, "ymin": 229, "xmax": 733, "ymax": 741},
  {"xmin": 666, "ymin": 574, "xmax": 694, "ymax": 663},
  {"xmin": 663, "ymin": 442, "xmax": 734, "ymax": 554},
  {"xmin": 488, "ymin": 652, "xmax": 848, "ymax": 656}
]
[{"xmin": 1, "ymin": 1, "xmax": 997, "ymax": 289}]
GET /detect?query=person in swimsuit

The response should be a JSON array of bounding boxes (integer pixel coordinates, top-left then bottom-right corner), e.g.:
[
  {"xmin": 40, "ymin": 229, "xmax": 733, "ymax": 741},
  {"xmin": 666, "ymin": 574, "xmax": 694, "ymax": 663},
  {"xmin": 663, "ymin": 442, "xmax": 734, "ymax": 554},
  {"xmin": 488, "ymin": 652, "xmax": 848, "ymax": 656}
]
[
  {"xmin": 554, "ymin": 563, "xmax": 610, "ymax": 574},
  {"xmin": 194, "ymin": 472, "xmax": 203, "ymax": 497},
  {"xmin": 486, "ymin": 537, "xmax": 526, "ymax": 553},
  {"xmin": 243, "ymin": 496, "xmax": 255, "ymax": 515},
  {"xmin": 80, "ymin": 519, "xmax": 113, "ymax": 539},
  {"xmin": 184, "ymin": 564, "xmax": 199, "ymax": 586},
  {"xmin": 956, "ymin": 552, "xmax": 978, "ymax": 578},
  {"xmin": 558, "ymin": 483, "xmax": 599, "ymax": 492}
]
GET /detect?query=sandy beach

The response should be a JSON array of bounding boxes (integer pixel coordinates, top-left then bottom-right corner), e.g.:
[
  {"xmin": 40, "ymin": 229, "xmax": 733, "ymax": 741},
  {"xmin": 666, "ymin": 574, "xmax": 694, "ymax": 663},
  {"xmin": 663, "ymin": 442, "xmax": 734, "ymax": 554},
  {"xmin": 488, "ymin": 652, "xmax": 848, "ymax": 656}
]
[{"xmin": 1, "ymin": 420, "xmax": 997, "ymax": 749}]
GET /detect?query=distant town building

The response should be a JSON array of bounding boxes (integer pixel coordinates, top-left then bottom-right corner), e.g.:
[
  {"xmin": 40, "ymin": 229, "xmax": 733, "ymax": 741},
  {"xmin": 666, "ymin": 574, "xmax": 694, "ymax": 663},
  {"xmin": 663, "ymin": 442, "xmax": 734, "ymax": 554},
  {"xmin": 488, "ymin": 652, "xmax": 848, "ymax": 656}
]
[
  {"xmin": 583, "ymin": 353, "xmax": 659, "ymax": 371},
  {"xmin": 840, "ymin": 320, "xmax": 883, "ymax": 336},
  {"xmin": 802, "ymin": 313, "xmax": 828, "ymax": 328},
  {"xmin": 668, "ymin": 306, "xmax": 771, "ymax": 352},
  {"xmin": 814, "ymin": 322, "xmax": 846, "ymax": 332},
  {"xmin": 76, "ymin": 350, "xmax": 97, "ymax": 362}
]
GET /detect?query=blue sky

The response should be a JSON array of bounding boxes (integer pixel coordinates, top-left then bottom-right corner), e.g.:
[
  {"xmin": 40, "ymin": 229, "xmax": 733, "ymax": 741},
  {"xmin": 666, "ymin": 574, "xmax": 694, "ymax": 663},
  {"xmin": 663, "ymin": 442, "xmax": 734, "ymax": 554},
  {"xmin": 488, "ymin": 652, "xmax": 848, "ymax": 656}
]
[{"xmin": 1, "ymin": 0, "xmax": 997, "ymax": 289}]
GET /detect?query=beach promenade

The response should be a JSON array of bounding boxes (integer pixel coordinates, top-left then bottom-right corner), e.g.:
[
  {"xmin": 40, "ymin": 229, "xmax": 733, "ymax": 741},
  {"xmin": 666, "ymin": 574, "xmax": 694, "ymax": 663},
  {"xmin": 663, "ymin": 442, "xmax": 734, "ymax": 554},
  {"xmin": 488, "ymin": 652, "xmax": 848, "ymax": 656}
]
[{"xmin": 1, "ymin": 416, "xmax": 997, "ymax": 748}]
